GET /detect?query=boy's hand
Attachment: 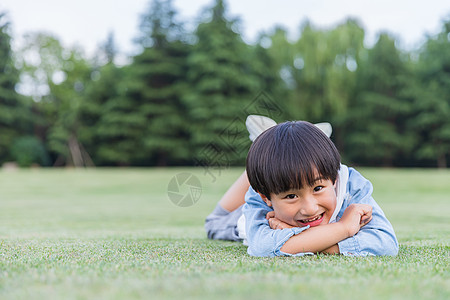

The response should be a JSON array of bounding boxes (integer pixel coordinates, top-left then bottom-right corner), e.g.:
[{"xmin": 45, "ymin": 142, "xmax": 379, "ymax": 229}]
[
  {"xmin": 339, "ymin": 204, "xmax": 373, "ymax": 237},
  {"xmin": 266, "ymin": 211, "xmax": 294, "ymax": 230}
]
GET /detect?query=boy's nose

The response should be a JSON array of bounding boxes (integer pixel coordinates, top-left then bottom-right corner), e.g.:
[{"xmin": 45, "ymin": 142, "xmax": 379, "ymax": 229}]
[{"xmin": 299, "ymin": 196, "xmax": 318, "ymax": 216}]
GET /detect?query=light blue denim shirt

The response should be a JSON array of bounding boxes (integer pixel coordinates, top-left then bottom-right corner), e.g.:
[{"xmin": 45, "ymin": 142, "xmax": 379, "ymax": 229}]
[{"xmin": 242, "ymin": 166, "xmax": 399, "ymax": 257}]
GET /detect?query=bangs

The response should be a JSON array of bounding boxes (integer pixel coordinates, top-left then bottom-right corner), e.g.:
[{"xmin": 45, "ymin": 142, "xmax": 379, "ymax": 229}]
[{"xmin": 246, "ymin": 121, "xmax": 340, "ymax": 199}]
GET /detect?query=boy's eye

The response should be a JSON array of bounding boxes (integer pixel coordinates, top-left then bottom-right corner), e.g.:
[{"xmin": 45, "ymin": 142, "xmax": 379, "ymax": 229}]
[
  {"xmin": 313, "ymin": 186, "xmax": 324, "ymax": 192},
  {"xmin": 284, "ymin": 194, "xmax": 297, "ymax": 199}
]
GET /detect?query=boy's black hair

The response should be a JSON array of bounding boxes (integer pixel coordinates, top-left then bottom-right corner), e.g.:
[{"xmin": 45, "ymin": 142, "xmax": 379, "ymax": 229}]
[{"xmin": 246, "ymin": 121, "xmax": 341, "ymax": 199}]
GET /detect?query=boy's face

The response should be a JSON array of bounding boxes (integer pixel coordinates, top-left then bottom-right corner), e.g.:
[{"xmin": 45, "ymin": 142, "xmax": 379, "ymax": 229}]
[{"xmin": 259, "ymin": 176, "xmax": 337, "ymax": 228}]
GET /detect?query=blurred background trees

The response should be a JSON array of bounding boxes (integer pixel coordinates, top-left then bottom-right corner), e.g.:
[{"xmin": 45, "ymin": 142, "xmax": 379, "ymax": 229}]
[
  {"xmin": 0, "ymin": 13, "xmax": 33, "ymax": 165},
  {"xmin": 345, "ymin": 33, "xmax": 415, "ymax": 167},
  {"xmin": 412, "ymin": 22, "xmax": 450, "ymax": 168},
  {"xmin": 185, "ymin": 0, "xmax": 261, "ymax": 166},
  {"xmin": 0, "ymin": 0, "xmax": 449, "ymax": 168}
]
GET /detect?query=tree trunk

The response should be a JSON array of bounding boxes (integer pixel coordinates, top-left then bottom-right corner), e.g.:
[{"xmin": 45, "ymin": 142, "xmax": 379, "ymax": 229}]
[
  {"xmin": 68, "ymin": 135, "xmax": 95, "ymax": 167},
  {"xmin": 69, "ymin": 135, "xmax": 84, "ymax": 167},
  {"xmin": 437, "ymin": 153, "xmax": 447, "ymax": 169},
  {"xmin": 157, "ymin": 151, "xmax": 168, "ymax": 167}
]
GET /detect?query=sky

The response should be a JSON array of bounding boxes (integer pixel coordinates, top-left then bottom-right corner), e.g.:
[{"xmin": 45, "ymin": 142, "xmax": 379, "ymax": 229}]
[{"xmin": 1, "ymin": 0, "xmax": 449, "ymax": 59}]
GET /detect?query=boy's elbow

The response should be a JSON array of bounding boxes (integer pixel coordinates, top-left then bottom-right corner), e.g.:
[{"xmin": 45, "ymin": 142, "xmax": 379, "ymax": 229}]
[
  {"xmin": 357, "ymin": 230, "xmax": 399, "ymax": 256},
  {"xmin": 385, "ymin": 239, "xmax": 399, "ymax": 256},
  {"xmin": 247, "ymin": 244, "xmax": 275, "ymax": 257},
  {"xmin": 377, "ymin": 245, "xmax": 398, "ymax": 256},
  {"xmin": 372, "ymin": 236, "xmax": 399, "ymax": 256},
  {"xmin": 389, "ymin": 247, "xmax": 399, "ymax": 256},
  {"xmin": 383, "ymin": 232, "xmax": 399, "ymax": 256},
  {"xmin": 246, "ymin": 236, "xmax": 278, "ymax": 257}
]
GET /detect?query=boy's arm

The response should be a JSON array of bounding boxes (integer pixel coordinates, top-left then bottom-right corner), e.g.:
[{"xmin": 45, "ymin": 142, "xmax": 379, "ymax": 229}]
[
  {"xmin": 280, "ymin": 223, "xmax": 345, "ymax": 254},
  {"xmin": 265, "ymin": 216, "xmax": 340, "ymax": 254},
  {"xmin": 243, "ymin": 187, "xmax": 310, "ymax": 257},
  {"xmin": 337, "ymin": 168, "xmax": 399, "ymax": 256},
  {"xmin": 279, "ymin": 203, "xmax": 372, "ymax": 254},
  {"xmin": 338, "ymin": 201, "xmax": 398, "ymax": 256},
  {"xmin": 243, "ymin": 187, "xmax": 371, "ymax": 257},
  {"xmin": 321, "ymin": 244, "xmax": 340, "ymax": 254}
]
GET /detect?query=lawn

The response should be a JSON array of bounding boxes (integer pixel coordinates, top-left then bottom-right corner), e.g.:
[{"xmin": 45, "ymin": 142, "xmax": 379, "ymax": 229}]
[{"xmin": 0, "ymin": 167, "xmax": 449, "ymax": 299}]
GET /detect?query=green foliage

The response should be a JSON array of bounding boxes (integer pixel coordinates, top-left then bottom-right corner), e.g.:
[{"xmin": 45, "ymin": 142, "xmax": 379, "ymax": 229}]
[
  {"xmin": 287, "ymin": 19, "xmax": 365, "ymax": 123},
  {"xmin": 412, "ymin": 21, "xmax": 450, "ymax": 168},
  {"xmin": 47, "ymin": 48, "xmax": 92, "ymax": 166},
  {"xmin": 10, "ymin": 135, "xmax": 50, "ymax": 167},
  {"xmin": 78, "ymin": 35, "xmax": 126, "ymax": 165},
  {"xmin": 136, "ymin": 0, "xmax": 192, "ymax": 165},
  {"xmin": 266, "ymin": 19, "xmax": 366, "ymax": 151},
  {"xmin": 345, "ymin": 34, "xmax": 416, "ymax": 166},
  {"xmin": 93, "ymin": 0, "xmax": 192, "ymax": 166},
  {"xmin": 185, "ymin": 0, "xmax": 261, "ymax": 165},
  {"xmin": 251, "ymin": 36, "xmax": 288, "ymax": 116},
  {"xmin": 17, "ymin": 33, "xmax": 93, "ymax": 166},
  {"xmin": 1, "ymin": 2, "xmax": 449, "ymax": 167},
  {"xmin": 0, "ymin": 13, "xmax": 32, "ymax": 163}
]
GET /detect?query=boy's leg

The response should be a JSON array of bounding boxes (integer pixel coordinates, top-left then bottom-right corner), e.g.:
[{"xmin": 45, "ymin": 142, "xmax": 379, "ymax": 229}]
[
  {"xmin": 218, "ymin": 171, "xmax": 250, "ymax": 212},
  {"xmin": 205, "ymin": 171, "xmax": 250, "ymax": 241},
  {"xmin": 205, "ymin": 204, "xmax": 243, "ymax": 241},
  {"xmin": 205, "ymin": 115, "xmax": 274, "ymax": 240}
]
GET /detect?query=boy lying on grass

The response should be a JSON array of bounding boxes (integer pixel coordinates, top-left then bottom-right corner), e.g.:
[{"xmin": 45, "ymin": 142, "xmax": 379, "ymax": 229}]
[{"xmin": 205, "ymin": 117, "xmax": 398, "ymax": 257}]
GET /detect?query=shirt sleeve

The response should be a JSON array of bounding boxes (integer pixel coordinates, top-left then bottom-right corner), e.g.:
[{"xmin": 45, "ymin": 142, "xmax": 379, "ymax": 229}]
[
  {"xmin": 337, "ymin": 168, "xmax": 399, "ymax": 256},
  {"xmin": 242, "ymin": 187, "xmax": 312, "ymax": 257}
]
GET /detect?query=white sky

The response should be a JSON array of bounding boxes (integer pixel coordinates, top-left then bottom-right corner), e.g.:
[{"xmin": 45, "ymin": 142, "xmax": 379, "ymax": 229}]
[{"xmin": 1, "ymin": 0, "xmax": 449, "ymax": 58}]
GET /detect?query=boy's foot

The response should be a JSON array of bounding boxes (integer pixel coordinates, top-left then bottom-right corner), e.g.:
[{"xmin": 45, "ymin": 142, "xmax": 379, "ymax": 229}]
[
  {"xmin": 245, "ymin": 115, "xmax": 332, "ymax": 142},
  {"xmin": 314, "ymin": 122, "xmax": 332, "ymax": 138},
  {"xmin": 245, "ymin": 115, "xmax": 277, "ymax": 142}
]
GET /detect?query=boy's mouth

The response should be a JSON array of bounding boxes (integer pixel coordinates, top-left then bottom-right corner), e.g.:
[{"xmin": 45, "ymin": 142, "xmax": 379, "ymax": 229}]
[{"xmin": 298, "ymin": 213, "xmax": 324, "ymax": 227}]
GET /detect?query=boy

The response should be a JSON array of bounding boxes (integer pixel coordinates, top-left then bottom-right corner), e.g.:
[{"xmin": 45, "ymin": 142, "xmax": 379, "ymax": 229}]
[{"xmin": 205, "ymin": 117, "xmax": 398, "ymax": 257}]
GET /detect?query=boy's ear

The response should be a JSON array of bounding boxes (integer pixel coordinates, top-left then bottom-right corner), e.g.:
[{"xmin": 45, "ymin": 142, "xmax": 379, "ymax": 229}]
[{"xmin": 258, "ymin": 192, "xmax": 272, "ymax": 207}]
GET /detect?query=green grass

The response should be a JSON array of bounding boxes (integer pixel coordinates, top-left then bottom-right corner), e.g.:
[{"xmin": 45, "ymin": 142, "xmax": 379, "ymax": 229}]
[{"xmin": 0, "ymin": 167, "xmax": 449, "ymax": 299}]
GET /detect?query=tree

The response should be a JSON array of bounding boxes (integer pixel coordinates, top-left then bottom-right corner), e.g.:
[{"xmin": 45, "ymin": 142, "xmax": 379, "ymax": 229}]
[
  {"xmin": 345, "ymin": 33, "xmax": 415, "ymax": 166},
  {"xmin": 0, "ymin": 13, "xmax": 32, "ymax": 164},
  {"xmin": 136, "ymin": 0, "xmax": 191, "ymax": 166},
  {"xmin": 18, "ymin": 33, "xmax": 93, "ymax": 166},
  {"xmin": 412, "ymin": 21, "xmax": 450, "ymax": 168},
  {"xmin": 251, "ymin": 31, "xmax": 290, "ymax": 120},
  {"xmin": 95, "ymin": 0, "xmax": 191, "ymax": 166},
  {"xmin": 284, "ymin": 20, "xmax": 364, "ymax": 125},
  {"xmin": 78, "ymin": 33, "xmax": 125, "ymax": 165},
  {"xmin": 185, "ymin": 0, "xmax": 261, "ymax": 166},
  {"xmin": 267, "ymin": 19, "xmax": 365, "ymax": 153}
]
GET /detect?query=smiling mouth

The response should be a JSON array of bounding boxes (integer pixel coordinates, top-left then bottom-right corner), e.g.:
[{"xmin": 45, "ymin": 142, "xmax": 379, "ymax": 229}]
[{"xmin": 299, "ymin": 213, "xmax": 324, "ymax": 225}]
